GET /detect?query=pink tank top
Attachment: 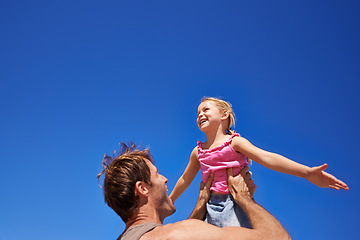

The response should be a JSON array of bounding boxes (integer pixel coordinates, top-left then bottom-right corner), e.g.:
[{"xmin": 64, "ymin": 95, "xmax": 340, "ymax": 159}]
[{"xmin": 197, "ymin": 133, "xmax": 249, "ymax": 194}]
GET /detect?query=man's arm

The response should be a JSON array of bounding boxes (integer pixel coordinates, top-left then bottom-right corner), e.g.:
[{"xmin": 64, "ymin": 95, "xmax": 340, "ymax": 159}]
[
  {"xmin": 143, "ymin": 167, "xmax": 290, "ymax": 240},
  {"xmin": 227, "ymin": 167, "xmax": 291, "ymax": 239},
  {"xmin": 188, "ymin": 173, "xmax": 214, "ymax": 220}
]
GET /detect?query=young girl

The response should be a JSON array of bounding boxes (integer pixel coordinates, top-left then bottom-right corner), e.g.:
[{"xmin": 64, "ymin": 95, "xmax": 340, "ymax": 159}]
[{"xmin": 169, "ymin": 97, "xmax": 349, "ymax": 228}]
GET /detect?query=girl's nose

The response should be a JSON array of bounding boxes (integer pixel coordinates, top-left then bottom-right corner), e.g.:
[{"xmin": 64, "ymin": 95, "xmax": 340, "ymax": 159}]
[{"xmin": 198, "ymin": 112, "xmax": 204, "ymax": 119}]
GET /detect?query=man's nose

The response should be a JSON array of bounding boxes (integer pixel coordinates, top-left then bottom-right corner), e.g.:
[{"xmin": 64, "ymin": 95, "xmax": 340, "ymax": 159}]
[{"xmin": 162, "ymin": 175, "xmax": 168, "ymax": 183}]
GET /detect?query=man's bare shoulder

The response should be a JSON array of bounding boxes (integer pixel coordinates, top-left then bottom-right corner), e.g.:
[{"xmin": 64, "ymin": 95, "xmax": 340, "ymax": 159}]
[
  {"xmin": 140, "ymin": 219, "xmax": 210, "ymax": 240},
  {"xmin": 140, "ymin": 219, "xmax": 255, "ymax": 240}
]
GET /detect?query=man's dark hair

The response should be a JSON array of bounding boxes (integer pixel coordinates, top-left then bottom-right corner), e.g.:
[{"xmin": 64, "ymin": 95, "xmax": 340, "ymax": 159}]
[{"xmin": 97, "ymin": 142, "xmax": 153, "ymax": 222}]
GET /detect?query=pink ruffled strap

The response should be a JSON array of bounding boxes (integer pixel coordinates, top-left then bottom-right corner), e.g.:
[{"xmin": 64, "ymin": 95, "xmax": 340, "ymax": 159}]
[{"xmin": 197, "ymin": 133, "xmax": 240, "ymax": 153}]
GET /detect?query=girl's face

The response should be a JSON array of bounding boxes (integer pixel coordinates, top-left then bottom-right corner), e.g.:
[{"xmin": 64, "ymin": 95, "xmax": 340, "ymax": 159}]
[{"xmin": 197, "ymin": 101, "xmax": 224, "ymax": 132}]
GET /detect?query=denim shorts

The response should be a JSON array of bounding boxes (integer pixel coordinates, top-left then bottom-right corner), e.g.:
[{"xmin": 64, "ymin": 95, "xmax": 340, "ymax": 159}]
[{"xmin": 205, "ymin": 194, "xmax": 252, "ymax": 228}]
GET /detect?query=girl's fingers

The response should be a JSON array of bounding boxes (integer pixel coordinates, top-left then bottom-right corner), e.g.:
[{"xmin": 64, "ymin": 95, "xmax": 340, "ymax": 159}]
[
  {"xmin": 315, "ymin": 163, "xmax": 328, "ymax": 172},
  {"xmin": 329, "ymin": 185, "xmax": 340, "ymax": 190},
  {"xmin": 336, "ymin": 183, "xmax": 349, "ymax": 190},
  {"xmin": 329, "ymin": 174, "xmax": 349, "ymax": 190}
]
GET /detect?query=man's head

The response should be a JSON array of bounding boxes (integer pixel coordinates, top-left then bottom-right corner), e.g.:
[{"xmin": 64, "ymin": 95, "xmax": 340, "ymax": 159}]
[{"xmin": 97, "ymin": 142, "xmax": 175, "ymax": 223}]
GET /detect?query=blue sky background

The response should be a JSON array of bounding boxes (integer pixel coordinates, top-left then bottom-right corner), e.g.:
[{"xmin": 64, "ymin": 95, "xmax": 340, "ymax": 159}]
[{"xmin": 1, "ymin": 1, "xmax": 359, "ymax": 239}]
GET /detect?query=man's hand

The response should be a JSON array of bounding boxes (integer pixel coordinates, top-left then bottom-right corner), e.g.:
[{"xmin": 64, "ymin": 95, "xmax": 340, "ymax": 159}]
[
  {"xmin": 199, "ymin": 173, "xmax": 214, "ymax": 202},
  {"xmin": 161, "ymin": 168, "xmax": 290, "ymax": 240},
  {"xmin": 189, "ymin": 173, "xmax": 214, "ymax": 220},
  {"xmin": 227, "ymin": 167, "xmax": 256, "ymax": 200}
]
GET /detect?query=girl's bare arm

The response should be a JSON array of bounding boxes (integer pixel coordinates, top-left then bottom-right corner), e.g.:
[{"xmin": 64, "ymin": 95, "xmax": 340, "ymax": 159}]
[
  {"xmin": 232, "ymin": 137, "xmax": 348, "ymax": 190},
  {"xmin": 170, "ymin": 147, "xmax": 200, "ymax": 202}
]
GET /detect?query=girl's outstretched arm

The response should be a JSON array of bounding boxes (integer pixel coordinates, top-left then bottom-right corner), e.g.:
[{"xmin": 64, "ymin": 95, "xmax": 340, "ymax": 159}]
[
  {"xmin": 170, "ymin": 147, "xmax": 200, "ymax": 203},
  {"xmin": 232, "ymin": 137, "xmax": 349, "ymax": 190}
]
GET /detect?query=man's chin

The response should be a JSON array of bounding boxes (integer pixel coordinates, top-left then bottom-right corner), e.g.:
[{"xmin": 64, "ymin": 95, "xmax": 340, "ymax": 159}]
[
  {"xmin": 162, "ymin": 206, "xmax": 176, "ymax": 221},
  {"xmin": 168, "ymin": 204, "xmax": 176, "ymax": 216}
]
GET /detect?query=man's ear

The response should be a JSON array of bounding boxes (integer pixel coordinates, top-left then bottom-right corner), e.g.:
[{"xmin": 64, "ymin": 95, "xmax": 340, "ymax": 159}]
[{"xmin": 135, "ymin": 181, "xmax": 149, "ymax": 197}]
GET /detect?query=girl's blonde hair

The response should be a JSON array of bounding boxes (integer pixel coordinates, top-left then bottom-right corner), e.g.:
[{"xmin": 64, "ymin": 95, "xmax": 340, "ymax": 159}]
[{"xmin": 201, "ymin": 97, "xmax": 236, "ymax": 135}]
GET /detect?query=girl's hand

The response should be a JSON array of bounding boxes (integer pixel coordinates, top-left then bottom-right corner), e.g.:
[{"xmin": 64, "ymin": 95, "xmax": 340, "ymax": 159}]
[{"xmin": 306, "ymin": 163, "xmax": 349, "ymax": 190}]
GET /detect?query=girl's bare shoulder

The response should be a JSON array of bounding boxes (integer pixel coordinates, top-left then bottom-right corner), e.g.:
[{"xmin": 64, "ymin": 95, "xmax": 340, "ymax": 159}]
[
  {"xmin": 231, "ymin": 135, "xmax": 248, "ymax": 144},
  {"xmin": 231, "ymin": 135, "xmax": 251, "ymax": 152},
  {"xmin": 191, "ymin": 146, "xmax": 199, "ymax": 156}
]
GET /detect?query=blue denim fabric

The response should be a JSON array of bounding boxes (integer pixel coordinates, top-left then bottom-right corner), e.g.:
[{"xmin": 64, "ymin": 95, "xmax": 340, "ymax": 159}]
[{"xmin": 205, "ymin": 194, "xmax": 252, "ymax": 228}]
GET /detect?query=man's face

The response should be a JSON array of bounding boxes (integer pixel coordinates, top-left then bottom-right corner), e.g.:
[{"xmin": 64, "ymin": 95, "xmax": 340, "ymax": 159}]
[{"xmin": 146, "ymin": 161, "xmax": 176, "ymax": 221}]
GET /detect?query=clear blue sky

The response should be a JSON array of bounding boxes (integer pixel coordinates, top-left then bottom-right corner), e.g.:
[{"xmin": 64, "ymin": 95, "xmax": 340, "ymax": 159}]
[{"xmin": 1, "ymin": 1, "xmax": 359, "ymax": 239}]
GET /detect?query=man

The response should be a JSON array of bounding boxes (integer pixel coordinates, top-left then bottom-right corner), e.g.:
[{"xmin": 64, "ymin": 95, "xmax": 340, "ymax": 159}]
[{"xmin": 97, "ymin": 143, "xmax": 290, "ymax": 240}]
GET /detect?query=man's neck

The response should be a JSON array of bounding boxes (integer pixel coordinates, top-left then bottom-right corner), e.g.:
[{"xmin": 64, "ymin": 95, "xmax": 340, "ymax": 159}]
[{"xmin": 125, "ymin": 207, "xmax": 162, "ymax": 230}]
